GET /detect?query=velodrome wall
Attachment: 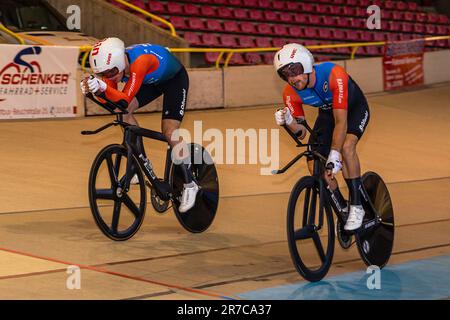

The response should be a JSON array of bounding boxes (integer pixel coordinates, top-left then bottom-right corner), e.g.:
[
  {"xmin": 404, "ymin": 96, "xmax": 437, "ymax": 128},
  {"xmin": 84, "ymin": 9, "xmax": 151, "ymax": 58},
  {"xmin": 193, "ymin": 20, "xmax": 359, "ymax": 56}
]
[{"xmin": 83, "ymin": 49, "xmax": 450, "ymax": 115}]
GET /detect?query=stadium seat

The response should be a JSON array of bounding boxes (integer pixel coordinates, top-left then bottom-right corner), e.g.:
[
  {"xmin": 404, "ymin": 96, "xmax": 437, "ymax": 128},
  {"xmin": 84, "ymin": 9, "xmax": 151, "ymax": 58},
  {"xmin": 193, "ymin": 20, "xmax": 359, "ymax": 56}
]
[
  {"xmin": 427, "ymin": 13, "xmax": 439, "ymax": 23},
  {"xmin": 436, "ymin": 25, "xmax": 447, "ymax": 35},
  {"xmin": 318, "ymin": 28, "xmax": 332, "ymax": 39},
  {"xmin": 343, "ymin": 7, "xmax": 356, "ymax": 16},
  {"xmin": 316, "ymin": 4, "xmax": 328, "ymax": 14},
  {"xmin": 255, "ymin": 37, "xmax": 272, "ymax": 47},
  {"xmin": 401, "ymin": 22, "xmax": 413, "ymax": 33},
  {"xmin": 359, "ymin": 31, "xmax": 372, "ymax": 42},
  {"xmin": 228, "ymin": 53, "xmax": 245, "ymax": 65},
  {"xmin": 336, "ymin": 17, "xmax": 350, "ymax": 28},
  {"xmin": 273, "ymin": 25, "xmax": 288, "ymax": 37},
  {"xmin": 212, "ymin": 0, "xmax": 227, "ymax": 4},
  {"xmin": 416, "ymin": 13, "xmax": 427, "ymax": 23},
  {"xmin": 272, "ymin": 1, "xmax": 285, "ymax": 10},
  {"xmin": 205, "ymin": 52, "xmax": 222, "ymax": 65},
  {"xmin": 286, "ymin": 2, "xmax": 299, "ymax": 11},
  {"xmin": 391, "ymin": 12, "xmax": 403, "ymax": 21},
  {"xmin": 385, "ymin": 1, "xmax": 395, "ymax": 10},
  {"xmin": 272, "ymin": 38, "xmax": 289, "ymax": 48},
  {"xmin": 396, "ymin": 1, "xmax": 407, "ymax": 11},
  {"xmin": 240, "ymin": 22, "xmax": 257, "ymax": 34},
  {"xmin": 279, "ymin": 12, "xmax": 293, "ymax": 23},
  {"xmin": 237, "ymin": 35, "xmax": 255, "ymax": 47},
  {"xmin": 257, "ymin": 24, "xmax": 273, "ymax": 36},
  {"xmin": 183, "ymin": 32, "xmax": 202, "ymax": 46},
  {"xmin": 263, "ymin": 52, "xmax": 275, "ymax": 65},
  {"xmin": 305, "ymin": 29, "xmax": 318, "ymax": 38},
  {"xmin": 243, "ymin": 0, "xmax": 258, "ymax": 7},
  {"xmin": 310, "ymin": 15, "xmax": 322, "ymax": 25},
  {"xmin": 347, "ymin": 0, "xmax": 358, "ymax": 5},
  {"xmin": 438, "ymin": 15, "xmax": 449, "ymax": 24},
  {"xmin": 264, "ymin": 11, "xmax": 278, "ymax": 22},
  {"xmin": 249, "ymin": 10, "xmax": 264, "ymax": 21},
  {"xmin": 220, "ymin": 34, "xmax": 238, "ymax": 47},
  {"xmin": 167, "ymin": 2, "xmax": 183, "ymax": 15},
  {"xmin": 288, "ymin": 27, "xmax": 304, "ymax": 38},
  {"xmin": 294, "ymin": 14, "xmax": 308, "ymax": 24},
  {"xmin": 244, "ymin": 53, "xmax": 262, "ymax": 64},
  {"xmin": 388, "ymin": 21, "xmax": 401, "ymax": 32},
  {"xmin": 148, "ymin": 1, "xmax": 165, "ymax": 14},
  {"xmin": 218, "ymin": 7, "xmax": 233, "ymax": 19},
  {"xmin": 233, "ymin": 8, "xmax": 249, "ymax": 20},
  {"xmin": 184, "ymin": 4, "xmax": 200, "ymax": 16},
  {"xmin": 346, "ymin": 30, "xmax": 359, "ymax": 41},
  {"xmin": 202, "ymin": 34, "xmax": 220, "ymax": 47},
  {"xmin": 408, "ymin": 2, "xmax": 418, "ymax": 11},
  {"xmin": 129, "ymin": 0, "xmax": 146, "ymax": 10},
  {"xmin": 224, "ymin": 20, "xmax": 240, "ymax": 33},
  {"xmin": 170, "ymin": 16, "xmax": 187, "ymax": 29},
  {"xmin": 201, "ymin": 6, "xmax": 217, "ymax": 18},
  {"xmin": 187, "ymin": 18, "xmax": 205, "ymax": 30},
  {"xmin": 372, "ymin": 32, "xmax": 385, "ymax": 42},
  {"xmin": 302, "ymin": 3, "xmax": 315, "ymax": 12},
  {"xmin": 331, "ymin": 29, "xmax": 345, "ymax": 40},
  {"xmin": 404, "ymin": 12, "xmax": 414, "ymax": 21},
  {"xmin": 329, "ymin": 5, "xmax": 342, "ymax": 16},
  {"xmin": 414, "ymin": 24, "xmax": 425, "ymax": 34},
  {"xmin": 258, "ymin": 0, "xmax": 271, "ymax": 9},
  {"xmin": 206, "ymin": 20, "xmax": 223, "ymax": 32},
  {"xmin": 228, "ymin": 0, "xmax": 242, "ymax": 6}
]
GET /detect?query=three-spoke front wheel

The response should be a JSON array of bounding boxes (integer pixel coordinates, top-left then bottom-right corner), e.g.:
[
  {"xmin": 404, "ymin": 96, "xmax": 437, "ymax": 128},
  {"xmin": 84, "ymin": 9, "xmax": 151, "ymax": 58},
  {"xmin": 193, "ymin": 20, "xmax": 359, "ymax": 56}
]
[
  {"xmin": 287, "ymin": 176, "xmax": 335, "ymax": 282},
  {"xmin": 88, "ymin": 144, "xmax": 146, "ymax": 241}
]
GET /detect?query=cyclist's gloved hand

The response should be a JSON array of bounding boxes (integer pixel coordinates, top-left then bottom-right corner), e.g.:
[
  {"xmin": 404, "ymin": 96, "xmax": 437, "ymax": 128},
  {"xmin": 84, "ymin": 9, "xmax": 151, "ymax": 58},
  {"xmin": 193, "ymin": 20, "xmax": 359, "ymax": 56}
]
[
  {"xmin": 275, "ymin": 107, "xmax": 294, "ymax": 126},
  {"xmin": 80, "ymin": 79, "xmax": 88, "ymax": 95},
  {"xmin": 87, "ymin": 76, "xmax": 107, "ymax": 94},
  {"xmin": 326, "ymin": 149, "xmax": 343, "ymax": 176}
]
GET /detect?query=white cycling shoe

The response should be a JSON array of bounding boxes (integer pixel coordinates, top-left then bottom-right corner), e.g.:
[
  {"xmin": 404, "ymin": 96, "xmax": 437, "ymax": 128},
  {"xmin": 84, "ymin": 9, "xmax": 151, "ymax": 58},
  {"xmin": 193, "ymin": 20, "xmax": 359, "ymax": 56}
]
[
  {"xmin": 344, "ymin": 205, "xmax": 365, "ymax": 231},
  {"xmin": 130, "ymin": 174, "xmax": 139, "ymax": 184},
  {"xmin": 179, "ymin": 182, "xmax": 199, "ymax": 213}
]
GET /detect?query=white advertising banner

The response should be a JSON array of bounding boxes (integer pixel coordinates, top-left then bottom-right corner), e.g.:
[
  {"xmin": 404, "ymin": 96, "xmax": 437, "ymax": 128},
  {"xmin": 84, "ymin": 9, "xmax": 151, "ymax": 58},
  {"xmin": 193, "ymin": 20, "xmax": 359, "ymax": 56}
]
[{"xmin": 0, "ymin": 44, "xmax": 79, "ymax": 119}]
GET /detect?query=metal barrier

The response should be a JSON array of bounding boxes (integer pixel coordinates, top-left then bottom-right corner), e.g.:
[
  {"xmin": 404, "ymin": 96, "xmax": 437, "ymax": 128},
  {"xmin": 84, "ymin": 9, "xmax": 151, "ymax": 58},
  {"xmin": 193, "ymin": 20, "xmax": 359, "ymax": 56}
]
[{"xmin": 0, "ymin": 23, "xmax": 25, "ymax": 45}]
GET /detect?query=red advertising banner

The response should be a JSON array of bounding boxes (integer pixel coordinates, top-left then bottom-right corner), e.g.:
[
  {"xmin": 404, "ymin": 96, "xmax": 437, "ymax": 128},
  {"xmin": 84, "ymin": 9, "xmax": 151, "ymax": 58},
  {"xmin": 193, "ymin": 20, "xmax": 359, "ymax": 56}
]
[{"xmin": 383, "ymin": 40, "xmax": 425, "ymax": 91}]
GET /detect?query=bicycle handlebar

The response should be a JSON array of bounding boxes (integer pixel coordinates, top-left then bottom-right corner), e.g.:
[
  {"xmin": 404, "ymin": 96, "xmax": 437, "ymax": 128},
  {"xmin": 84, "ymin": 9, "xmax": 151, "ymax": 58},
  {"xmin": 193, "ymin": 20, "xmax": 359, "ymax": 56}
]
[{"xmin": 85, "ymin": 92, "xmax": 129, "ymax": 115}]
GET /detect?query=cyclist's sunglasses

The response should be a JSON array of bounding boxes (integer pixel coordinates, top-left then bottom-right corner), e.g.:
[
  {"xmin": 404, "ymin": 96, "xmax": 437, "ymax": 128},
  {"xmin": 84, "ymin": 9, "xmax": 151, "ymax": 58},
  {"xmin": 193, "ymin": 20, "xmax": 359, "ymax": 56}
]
[
  {"xmin": 279, "ymin": 63, "xmax": 305, "ymax": 80},
  {"xmin": 96, "ymin": 67, "xmax": 119, "ymax": 79}
]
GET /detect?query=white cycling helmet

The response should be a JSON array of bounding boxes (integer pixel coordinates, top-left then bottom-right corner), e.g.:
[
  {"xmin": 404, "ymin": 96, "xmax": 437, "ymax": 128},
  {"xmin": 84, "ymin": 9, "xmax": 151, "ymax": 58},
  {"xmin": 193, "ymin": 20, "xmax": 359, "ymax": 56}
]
[
  {"xmin": 274, "ymin": 43, "xmax": 314, "ymax": 81},
  {"xmin": 89, "ymin": 37, "xmax": 126, "ymax": 75}
]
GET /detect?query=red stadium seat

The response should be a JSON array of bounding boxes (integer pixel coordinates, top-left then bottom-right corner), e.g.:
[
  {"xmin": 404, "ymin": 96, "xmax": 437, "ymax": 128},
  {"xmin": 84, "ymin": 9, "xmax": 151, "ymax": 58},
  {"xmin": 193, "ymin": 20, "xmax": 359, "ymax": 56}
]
[
  {"xmin": 249, "ymin": 10, "xmax": 264, "ymax": 21},
  {"xmin": 129, "ymin": 0, "xmax": 146, "ymax": 10},
  {"xmin": 425, "ymin": 25, "xmax": 436, "ymax": 35},
  {"xmin": 329, "ymin": 5, "xmax": 342, "ymax": 16},
  {"xmin": 355, "ymin": 7, "xmax": 366, "ymax": 17},
  {"xmin": 220, "ymin": 34, "xmax": 238, "ymax": 47},
  {"xmin": 385, "ymin": 1, "xmax": 395, "ymax": 10},
  {"xmin": 183, "ymin": 32, "xmax": 202, "ymax": 46},
  {"xmin": 343, "ymin": 7, "xmax": 356, "ymax": 16},
  {"xmin": 391, "ymin": 11, "xmax": 403, "ymax": 21},
  {"xmin": 372, "ymin": 32, "xmax": 385, "ymax": 42},
  {"xmin": 304, "ymin": 29, "xmax": 318, "ymax": 38},
  {"xmin": 166, "ymin": 2, "xmax": 183, "ymax": 14},
  {"xmin": 184, "ymin": 4, "xmax": 200, "ymax": 16},
  {"xmin": 346, "ymin": 30, "xmax": 359, "ymax": 41},
  {"xmin": 404, "ymin": 12, "xmax": 414, "ymax": 21},
  {"xmin": 272, "ymin": 1, "xmax": 285, "ymax": 10},
  {"xmin": 243, "ymin": 0, "xmax": 258, "ymax": 7},
  {"xmin": 201, "ymin": 6, "xmax": 217, "ymax": 18},
  {"xmin": 416, "ymin": 13, "xmax": 427, "ymax": 23},
  {"xmin": 237, "ymin": 36, "xmax": 255, "ymax": 47},
  {"xmin": 349, "ymin": 18, "xmax": 364, "ymax": 29},
  {"xmin": 359, "ymin": 31, "xmax": 372, "ymax": 42},
  {"xmin": 244, "ymin": 53, "xmax": 262, "ymax": 64},
  {"xmin": 318, "ymin": 28, "xmax": 332, "ymax": 39},
  {"xmin": 279, "ymin": 12, "xmax": 293, "ymax": 23},
  {"xmin": 264, "ymin": 11, "xmax": 278, "ymax": 22},
  {"xmin": 414, "ymin": 24, "xmax": 425, "ymax": 34},
  {"xmin": 255, "ymin": 37, "xmax": 272, "ymax": 47},
  {"xmin": 273, "ymin": 25, "xmax": 288, "ymax": 37},
  {"xmin": 148, "ymin": 1, "xmax": 165, "ymax": 14},
  {"xmin": 396, "ymin": 1, "xmax": 407, "ymax": 11},
  {"xmin": 223, "ymin": 20, "xmax": 239, "ymax": 33},
  {"xmin": 294, "ymin": 14, "xmax": 308, "ymax": 24},
  {"xmin": 288, "ymin": 27, "xmax": 303, "ymax": 38},
  {"xmin": 401, "ymin": 22, "xmax": 413, "ymax": 33},
  {"xmin": 228, "ymin": 0, "xmax": 242, "ymax": 6},
  {"xmin": 388, "ymin": 21, "xmax": 401, "ymax": 32},
  {"xmin": 202, "ymin": 34, "xmax": 220, "ymax": 47},
  {"xmin": 323, "ymin": 16, "xmax": 336, "ymax": 27},
  {"xmin": 206, "ymin": 20, "xmax": 223, "ymax": 32},
  {"xmin": 205, "ymin": 52, "xmax": 221, "ymax": 65},
  {"xmin": 169, "ymin": 16, "xmax": 187, "ymax": 29},
  {"xmin": 302, "ymin": 3, "xmax": 315, "ymax": 12},
  {"xmin": 272, "ymin": 38, "xmax": 288, "ymax": 47},
  {"xmin": 331, "ymin": 29, "xmax": 345, "ymax": 40},
  {"xmin": 309, "ymin": 15, "xmax": 321, "ymax": 25},
  {"xmin": 257, "ymin": 24, "xmax": 273, "ymax": 35},
  {"xmin": 263, "ymin": 53, "xmax": 275, "ymax": 65},
  {"xmin": 258, "ymin": 0, "xmax": 271, "ymax": 9},
  {"xmin": 218, "ymin": 7, "xmax": 233, "ymax": 19},
  {"xmin": 286, "ymin": 2, "xmax": 299, "ymax": 11},
  {"xmin": 359, "ymin": 0, "xmax": 370, "ymax": 7},
  {"xmin": 240, "ymin": 22, "xmax": 257, "ymax": 34},
  {"xmin": 212, "ymin": 0, "xmax": 227, "ymax": 4},
  {"xmin": 228, "ymin": 54, "xmax": 246, "ymax": 65},
  {"xmin": 408, "ymin": 2, "xmax": 418, "ymax": 11},
  {"xmin": 316, "ymin": 4, "xmax": 329, "ymax": 14},
  {"xmin": 438, "ymin": 15, "xmax": 449, "ymax": 24},
  {"xmin": 436, "ymin": 25, "xmax": 447, "ymax": 35},
  {"xmin": 233, "ymin": 8, "xmax": 249, "ymax": 20},
  {"xmin": 336, "ymin": 17, "xmax": 351, "ymax": 28},
  {"xmin": 427, "ymin": 13, "xmax": 439, "ymax": 23},
  {"xmin": 187, "ymin": 18, "xmax": 205, "ymax": 30},
  {"xmin": 347, "ymin": 0, "xmax": 358, "ymax": 5}
]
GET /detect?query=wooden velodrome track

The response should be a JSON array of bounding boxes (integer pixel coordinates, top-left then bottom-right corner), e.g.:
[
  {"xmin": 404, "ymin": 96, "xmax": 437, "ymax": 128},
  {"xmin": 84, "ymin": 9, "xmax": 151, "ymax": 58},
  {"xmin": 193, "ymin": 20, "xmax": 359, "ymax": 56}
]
[{"xmin": 0, "ymin": 83, "xmax": 449, "ymax": 299}]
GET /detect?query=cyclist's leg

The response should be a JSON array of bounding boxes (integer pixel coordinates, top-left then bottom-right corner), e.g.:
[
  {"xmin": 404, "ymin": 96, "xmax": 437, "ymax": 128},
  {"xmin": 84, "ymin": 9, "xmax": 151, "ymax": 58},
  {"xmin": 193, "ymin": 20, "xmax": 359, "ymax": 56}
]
[{"xmin": 159, "ymin": 67, "xmax": 192, "ymax": 184}]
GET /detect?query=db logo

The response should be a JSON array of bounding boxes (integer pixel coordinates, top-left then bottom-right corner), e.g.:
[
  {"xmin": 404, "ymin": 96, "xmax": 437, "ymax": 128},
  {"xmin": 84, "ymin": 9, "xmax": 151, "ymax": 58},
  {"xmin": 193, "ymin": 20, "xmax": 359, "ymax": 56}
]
[{"xmin": 91, "ymin": 38, "xmax": 107, "ymax": 56}]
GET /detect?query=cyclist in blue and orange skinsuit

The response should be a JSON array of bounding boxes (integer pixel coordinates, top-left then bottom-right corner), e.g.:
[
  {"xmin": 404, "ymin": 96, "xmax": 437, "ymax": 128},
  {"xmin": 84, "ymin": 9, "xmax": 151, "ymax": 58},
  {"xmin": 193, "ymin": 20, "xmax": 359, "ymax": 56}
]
[
  {"xmin": 80, "ymin": 37, "xmax": 196, "ymax": 213},
  {"xmin": 274, "ymin": 43, "xmax": 370, "ymax": 231}
]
